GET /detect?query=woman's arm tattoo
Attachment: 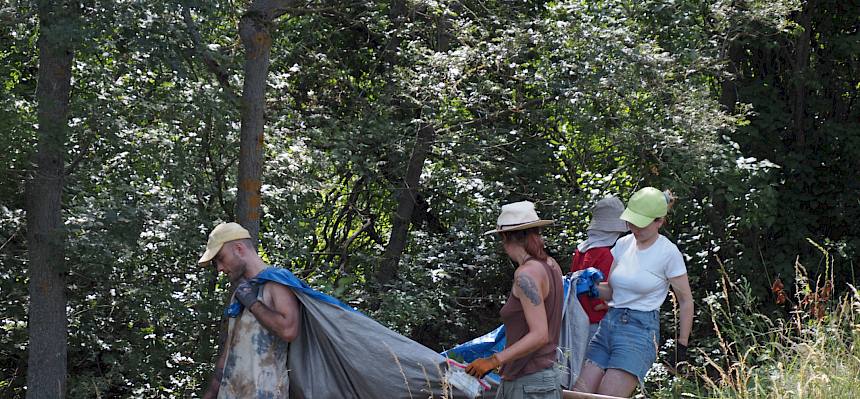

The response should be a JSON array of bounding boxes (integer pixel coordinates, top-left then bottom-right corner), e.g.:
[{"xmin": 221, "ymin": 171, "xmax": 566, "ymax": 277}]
[{"xmin": 516, "ymin": 275, "xmax": 542, "ymax": 306}]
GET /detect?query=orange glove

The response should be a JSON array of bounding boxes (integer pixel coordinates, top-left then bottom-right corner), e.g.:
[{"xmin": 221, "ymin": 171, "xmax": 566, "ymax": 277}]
[{"xmin": 465, "ymin": 354, "xmax": 500, "ymax": 378}]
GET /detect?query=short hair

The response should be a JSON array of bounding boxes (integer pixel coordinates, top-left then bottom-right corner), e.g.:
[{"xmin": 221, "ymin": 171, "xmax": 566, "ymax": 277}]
[
  {"xmin": 238, "ymin": 238, "xmax": 255, "ymax": 250},
  {"xmin": 226, "ymin": 238, "xmax": 255, "ymax": 251}
]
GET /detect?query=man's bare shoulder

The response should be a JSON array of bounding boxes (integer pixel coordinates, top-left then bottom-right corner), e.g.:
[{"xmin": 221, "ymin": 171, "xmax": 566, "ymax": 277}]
[
  {"xmin": 260, "ymin": 281, "xmax": 299, "ymax": 308},
  {"xmin": 260, "ymin": 281, "xmax": 296, "ymax": 297}
]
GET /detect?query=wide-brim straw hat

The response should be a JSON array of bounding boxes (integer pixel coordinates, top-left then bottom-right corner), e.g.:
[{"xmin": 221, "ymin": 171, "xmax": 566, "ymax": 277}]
[{"xmin": 484, "ymin": 201, "xmax": 554, "ymax": 235}]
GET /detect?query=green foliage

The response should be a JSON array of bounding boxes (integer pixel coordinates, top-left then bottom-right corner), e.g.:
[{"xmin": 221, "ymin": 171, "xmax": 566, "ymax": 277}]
[
  {"xmin": 1, "ymin": 0, "xmax": 858, "ymax": 397},
  {"xmin": 713, "ymin": 0, "xmax": 860, "ymax": 298},
  {"xmin": 0, "ymin": 2, "xmax": 37, "ymax": 211}
]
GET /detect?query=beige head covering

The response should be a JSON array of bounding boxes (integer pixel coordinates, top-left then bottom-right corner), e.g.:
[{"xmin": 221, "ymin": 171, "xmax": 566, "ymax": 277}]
[
  {"xmin": 197, "ymin": 222, "xmax": 251, "ymax": 264},
  {"xmin": 484, "ymin": 201, "xmax": 554, "ymax": 235}
]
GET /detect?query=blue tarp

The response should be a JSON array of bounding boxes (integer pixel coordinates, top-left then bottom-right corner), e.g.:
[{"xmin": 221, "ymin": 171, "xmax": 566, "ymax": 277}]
[
  {"xmin": 256, "ymin": 267, "xmax": 359, "ymax": 312},
  {"xmin": 441, "ymin": 276, "xmax": 588, "ymax": 388},
  {"xmin": 442, "ymin": 277, "xmax": 571, "ymax": 360},
  {"xmin": 224, "ymin": 267, "xmax": 361, "ymax": 318}
]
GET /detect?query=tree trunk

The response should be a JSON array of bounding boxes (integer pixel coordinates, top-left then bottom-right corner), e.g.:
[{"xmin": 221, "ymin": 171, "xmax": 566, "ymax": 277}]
[
  {"xmin": 235, "ymin": 0, "xmax": 295, "ymax": 242},
  {"xmin": 26, "ymin": 2, "xmax": 76, "ymax": 397},
  {"xmin": 376, "ymin": 11, "xmax": 451, "ymax": 285},
  {"xmin": 236, "ymin": 12, "xmax": 271, "ymax": 243},
  {"xmin": 719, "ymin": 39, "xmax": 743, "ymax": 112},
  {"xmin": 377, "ymin": 124, "xmax": 437, "ymax": 285},
  {"xmin": 791, "ymin": 0, "xmax": 813, "ymax": 148}
]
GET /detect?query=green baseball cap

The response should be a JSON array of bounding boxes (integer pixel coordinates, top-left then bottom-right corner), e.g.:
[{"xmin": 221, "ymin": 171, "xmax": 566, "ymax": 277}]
[{"xmin": 620, "ymin": 187, "xmax": 668, "ymax": 228}]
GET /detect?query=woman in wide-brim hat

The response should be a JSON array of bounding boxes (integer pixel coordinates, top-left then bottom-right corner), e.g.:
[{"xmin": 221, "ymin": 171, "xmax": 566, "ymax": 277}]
[{"xmin": 465, "ymin": 201, "xmax": 564, "ymax": 399}]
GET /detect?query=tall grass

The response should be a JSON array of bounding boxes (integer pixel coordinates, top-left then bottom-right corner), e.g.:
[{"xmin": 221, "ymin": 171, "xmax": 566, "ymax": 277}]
[
  {"xmin": 698, "ymin": 287, "xmax": 860, "ymax": 398},
  {"xmin": 654, "ymin": 249, "xmax": 860, "ymax": 398}
]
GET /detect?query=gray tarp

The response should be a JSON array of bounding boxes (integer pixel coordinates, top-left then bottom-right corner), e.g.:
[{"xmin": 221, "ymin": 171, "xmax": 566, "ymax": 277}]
[
  {"xmin": 558, "ymin": 272, "xmax": 591, "ymax": 388},
  {"xmin": 286, "ymin": 273, "xmax": 590, "ymax": 398},
  {"xmin": 288, "ymin": 291, "xmax": 488, "ymax": 398}
]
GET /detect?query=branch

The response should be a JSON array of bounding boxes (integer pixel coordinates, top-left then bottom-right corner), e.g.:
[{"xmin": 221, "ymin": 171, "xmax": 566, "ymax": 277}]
[
  {"xmin": 201, "ymin": 111, "xmax": 236, "ymax": 221},
  {"xmin": 181, "ymin": 6, "xmax": 241, "ymax": 106},
  {"xmin": 0, "ymin": 227, "xmax": 19, "ymax": 253},
  {"xmin": 248, "ymin": 0, "xmax": 301, "ymax": 20},
  {"xmin": 340, "ymin": 218, "xmax": 374, "ymax": 255},
  {"xmin": 435, "ymin": 97, "xmax": 550, "ymax": 135},
  {"xmin": 281, "ymin": 6, "xmax": 353, "ymax": 17}
]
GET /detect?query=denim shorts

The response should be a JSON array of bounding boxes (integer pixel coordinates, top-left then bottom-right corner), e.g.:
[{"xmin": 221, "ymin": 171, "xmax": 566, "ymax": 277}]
[{"xmin": 584, "ymin": 307, "xmax": 660, "ymax": 382}]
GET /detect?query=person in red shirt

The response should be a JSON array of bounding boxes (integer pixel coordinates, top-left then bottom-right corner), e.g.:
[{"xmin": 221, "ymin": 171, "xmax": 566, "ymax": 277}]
[{"xmin": 570, "ymin": 196, "xmax": 628, "ymax": 340}]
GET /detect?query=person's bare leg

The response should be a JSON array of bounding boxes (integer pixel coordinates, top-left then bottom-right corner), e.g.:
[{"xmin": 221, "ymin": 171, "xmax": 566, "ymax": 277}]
[
  {"xmin": 572, "ymin": 361, "xmax": 605, "ymax": 393},
  {"xmin": 596, "ymin": 368, "xmax": 638, "ymax": 397}
]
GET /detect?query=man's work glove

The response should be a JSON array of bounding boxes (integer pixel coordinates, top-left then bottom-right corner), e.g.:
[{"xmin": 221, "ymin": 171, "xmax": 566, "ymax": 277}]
[
  {"xmin": 234, "ymin": 278, "xmax": 260, "ymax": 309},
  {"xmin": 575, "ymin": 267, "xmax": 605, "ymax": 297},
  {"xmin": 465, "ymin": 354, "xmax": 500, "ymax": 378}
]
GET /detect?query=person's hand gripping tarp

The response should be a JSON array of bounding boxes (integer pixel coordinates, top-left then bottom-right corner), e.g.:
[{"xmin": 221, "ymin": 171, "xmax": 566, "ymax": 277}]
[
  {"xmin": 575, "ymin": 267, "xmax": 604, "ymax": 297},
  {"xmin": 234, "ymin": 278, "xmax": 261, "ymax": 308},
  {"xmin": 465, "ymin": 354, "xmax": 500, "ymax": 378}
]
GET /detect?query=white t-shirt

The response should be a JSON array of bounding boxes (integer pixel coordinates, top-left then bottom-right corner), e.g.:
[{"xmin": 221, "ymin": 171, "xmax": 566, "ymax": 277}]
[{"xmin": 608, "ymin": 234, "xmax": 687, "ymax": 311}]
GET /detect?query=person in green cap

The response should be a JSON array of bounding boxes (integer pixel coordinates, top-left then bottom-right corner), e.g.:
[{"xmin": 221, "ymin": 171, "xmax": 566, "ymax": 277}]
[{"xmin": 572, "ymin": 187, "xmax": 693, "ymax": 397}]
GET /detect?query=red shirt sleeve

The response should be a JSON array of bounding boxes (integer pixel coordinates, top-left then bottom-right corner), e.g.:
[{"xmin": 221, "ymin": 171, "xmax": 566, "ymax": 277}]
[
  {"xmin": 582, "ymin": 247, "xmax": 613, "ymax": 276},
  {"xmin": 575, "ymin": 246, "xmax": 614, "ymax": 324}
]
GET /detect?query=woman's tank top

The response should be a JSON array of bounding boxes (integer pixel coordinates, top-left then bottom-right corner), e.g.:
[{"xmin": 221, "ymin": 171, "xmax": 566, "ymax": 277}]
[{"xmin": 498, "ymin": 258, "xmax": 563, "ymax": 380}]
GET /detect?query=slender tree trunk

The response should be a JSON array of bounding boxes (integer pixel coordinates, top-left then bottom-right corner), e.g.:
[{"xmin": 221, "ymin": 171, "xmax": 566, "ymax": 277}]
[
  {"xmin": 26, "ymin": 1, "xmax": 76, "ymax": 397},
  {"xmin": 382, "ymin": 0, "xmax": 407, "ymax": 67},
  {"xmin": 376, "ymin": 11, "xmax": 451, "ymax": 285},
  {"xmin": 234, "ymin": 0, "xmax": 295, "ymax": 242},
  {"xmin": 236, "ymin": 11, "xmax": 272, "ymax": 243},
  {"xmin": 377, "ymin": 124, "xmax": 437, "ymax": 284},
  {"xmin": 791, "ymin": 0, "xmax": 813, "ymax": 148},
  {"xmin": 719, "ymin": 39, "xmax": 743, "ymax": 112}
]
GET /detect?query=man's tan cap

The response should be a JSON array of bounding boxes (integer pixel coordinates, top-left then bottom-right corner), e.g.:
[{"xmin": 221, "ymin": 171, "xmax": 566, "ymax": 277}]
[{"xmin": 198, "ymin": 222, "xmax": 251, "ymax": 264}]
